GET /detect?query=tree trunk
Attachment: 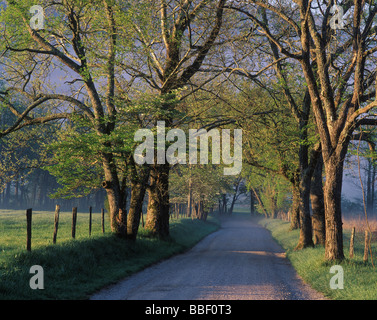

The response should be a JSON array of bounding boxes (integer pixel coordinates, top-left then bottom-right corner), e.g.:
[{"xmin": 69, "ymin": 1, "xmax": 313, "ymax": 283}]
[
  {"xmin": 127, "ymin": 164, "xmax": 149, "ymax": 240},
  {"xmin": 271, "ymin": 194, "xmax": 277, "ymax": 219},
  {"xmin": 323, "ymin": 155, "xmax": 345, "ymax": 261},
  {"xmin": 295, "ymin": 115, "xmax": 314, "ymax": 249},
  {"xmin": 5, "ymin": 181, "xmax": 11, "ymax": 208},
  {"xmin": 290, "ymin": 184, "xmax": 300, "ymax": 230},
  {"xmin": 222, "ymin": 194, "xmax": 228, "ymax": 214},
  {"xmin": 127, "ymin": 178, "xmax": 148, "ymax": 240},
  {"xmin": 311, "ymin": 155, "xmax": 326, "ymax": 246},
  {"xmin": 198, "ymin": 200, "xmax": 204, "ymax": 220},
  {"xmin": 102, "ymin": 152, "xmax": 127, "ymax": 237},
  {"xmin": 295, "ymin": 172, "xmax": 314, "ymax": 249},
  {"xmin": 14, "ymin": 177, "xmax": 19, "ymax": 207},
  {"xmin": 250, "ymin": 190, "xmax": 255, "ymax": 215},
  {"xmin": 229, "ymin": 195, "xmax": 236, "ymax": 215},
  {"xmin": 187, "ymin": 175, "xmax": 192, "ymax": 217},
  {"xmin": 145, "ymin": 162, "xmax": 170, "ymax": 239}
]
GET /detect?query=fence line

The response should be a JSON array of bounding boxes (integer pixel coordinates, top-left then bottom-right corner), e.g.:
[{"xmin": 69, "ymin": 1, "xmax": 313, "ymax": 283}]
[
  {"xmin": 71, "ymin": 207, "xmax": 77, "ymax": 239},
  {"xmin": 26, "ymin": 208, "xmax": 32, "ymax": 252},
  {"xmin": 24, "ymin": 206, "xmax": 107, "ymax": 251},
  {"xmin": 53, "ymin": 205, "xmax": 60, "ymax": 244}
]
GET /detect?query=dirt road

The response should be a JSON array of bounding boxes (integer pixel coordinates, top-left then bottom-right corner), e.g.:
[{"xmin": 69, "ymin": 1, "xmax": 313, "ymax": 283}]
[{"xmin": 90, "ymin": 215, "xmax": 326, "ymax": 300}]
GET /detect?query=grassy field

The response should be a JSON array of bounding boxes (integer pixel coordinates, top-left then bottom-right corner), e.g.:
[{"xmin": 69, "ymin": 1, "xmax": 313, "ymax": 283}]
[
  {"xmin": 0, "ymin": 209, "xmax": 220, "ymax": 300},
  {"xmin": 259, "ymin": 217, "xmax": 377, "ymax": 300}
]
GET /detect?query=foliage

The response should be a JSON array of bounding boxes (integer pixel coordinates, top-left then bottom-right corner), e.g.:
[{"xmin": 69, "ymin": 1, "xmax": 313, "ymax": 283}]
[
  {"xmin": 43, "ymin": 113, "xmax": 138, "ymax": 199},
  {"xmin": 0, "ymin": 123, "xmax": 55, "ymax": 193},
  {"xmin": 170, "ymin": 164, "xmax": 236, "ymax": 210}
]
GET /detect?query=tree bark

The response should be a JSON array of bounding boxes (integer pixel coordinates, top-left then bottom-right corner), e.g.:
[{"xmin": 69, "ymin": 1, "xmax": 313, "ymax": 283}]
[
  {"xmin": 145, "ymin": 162, "xmax": 170, "ymax": 239},
  {"xmin": 311, "ymin": 156, "xmax": 326, "ymax": 246},
  {"xmin": 101, "ymin": 152, "xmax": 127, "ymax": 237},
  {"xmin": 295, "ymin": 172, "xmax": 314, "ymax": 249},
  {"xmin": 290, "ymin": 183, "xmax": 300, "ymax": 230},
  {"xmin": 127, "ymin": 168, "xmax": 149, "ymax": 240},
  {"xmin": 323, "ymin": 154, "xmax": 345, "ymax": 261}
]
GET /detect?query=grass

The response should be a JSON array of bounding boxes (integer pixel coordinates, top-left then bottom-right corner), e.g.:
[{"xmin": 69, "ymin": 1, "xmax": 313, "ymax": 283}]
[
  {"xmin": 259, "ymin": 217, "xmax": 377, "ymax": 300},
  {"xmin": 0, "ymin": 209, "xmax": 220, "ymax": 300}
]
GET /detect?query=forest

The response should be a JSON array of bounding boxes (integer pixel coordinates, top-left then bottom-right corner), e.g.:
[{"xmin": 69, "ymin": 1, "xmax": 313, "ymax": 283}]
[{"xmin": 0, "ymin": 0, "xmax": 377, "ymax": 263}]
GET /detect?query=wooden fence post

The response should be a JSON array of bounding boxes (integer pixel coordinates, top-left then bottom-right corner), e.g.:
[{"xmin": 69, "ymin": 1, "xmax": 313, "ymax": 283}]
[
  {"xmin": 349, "ymin": 226, "xmax": 355, "ymax": 259},
  {"xmin": 53, "ymin": 205, "xmax": 60, "ymax": 244},
  {"xmin": 26, "ymin": 208, "xmax": 32, "ymax": 251},
  {"xmin": 89, "ymin": 206, "xmax": 92, "ymax": 237},
  {"xmin": 72, "ymin": 207, "xmax": 77, "ymax": 239},
  {"xmin": 101, "ymin": 208, "xmax": 105, "ymax": 233},
  {"xmin": 363, "ymin": 230, "xmax": 369, "ymax": 262}
]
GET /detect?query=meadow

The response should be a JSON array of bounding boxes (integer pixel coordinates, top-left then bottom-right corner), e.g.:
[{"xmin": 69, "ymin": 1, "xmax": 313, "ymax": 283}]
[{"xmin": 0, "ymin": 209, "xmax": 220, "ymax": 299}]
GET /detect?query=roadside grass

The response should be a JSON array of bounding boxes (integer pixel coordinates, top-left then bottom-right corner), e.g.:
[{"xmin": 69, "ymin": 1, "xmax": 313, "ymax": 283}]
[
  {"xmin": 259, "ymin": 217, "xmax": 377, "ymax": 300},
  {"xmin": 0, "ymin": 209, "xmax": 220, "ymax": 300}
]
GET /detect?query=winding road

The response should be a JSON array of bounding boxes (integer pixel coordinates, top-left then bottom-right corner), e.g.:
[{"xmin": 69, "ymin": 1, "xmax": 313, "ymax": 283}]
[{"xmin": 91, "ymin": 215, "xmax": 326, "ymax": 300}]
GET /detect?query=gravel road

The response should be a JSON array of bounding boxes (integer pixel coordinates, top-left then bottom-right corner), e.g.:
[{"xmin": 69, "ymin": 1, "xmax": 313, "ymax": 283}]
[{"xmin": 90, "ymin": 215, "xmax": 326, "ymax": 300}]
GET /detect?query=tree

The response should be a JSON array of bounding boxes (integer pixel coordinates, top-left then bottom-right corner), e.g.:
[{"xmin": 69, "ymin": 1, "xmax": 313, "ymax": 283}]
[
  {"xmin": 232, "ymin": 0, "xmax": 377, "ymax": 260},
  {"xmin": 120, "ymin": 0, "xmax": 229, "ymax": 238},
  {"xmin": 0, "ymin": 0, "xmax": 140, "ymax": 236},
  {"xmin": 203, "ymin": 4, "xmax": 322, "ymax": 249}
]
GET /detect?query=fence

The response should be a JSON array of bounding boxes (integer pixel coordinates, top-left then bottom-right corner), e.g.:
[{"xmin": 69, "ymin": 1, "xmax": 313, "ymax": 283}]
[
  {"xmin": 26, "ymin": 205, "xmax": 106, "ymax": 252},
  {"xmin": 349, "ymin": 226, "xmax": 376, "ymax": 264},
  {"xmin": 274, "ymin": 212, "xmax": 375, "ymax": 263}
]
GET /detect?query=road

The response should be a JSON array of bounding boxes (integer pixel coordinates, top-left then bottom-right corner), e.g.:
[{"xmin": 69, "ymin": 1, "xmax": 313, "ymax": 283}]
[{"xmin": 90, "ymin": 215, "xmax": 326, "ymax": 300}]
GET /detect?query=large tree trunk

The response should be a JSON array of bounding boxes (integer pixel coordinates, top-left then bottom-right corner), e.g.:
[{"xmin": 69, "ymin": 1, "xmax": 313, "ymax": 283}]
[
  {"xmin": 102, "ymin": 152, "xmax": 127, "ymax": 237},
  {"xmin": 127, "ymin": 168, "xmax": 149, "ymax": 240},
  {"xmin": 145, "ymin": 162, "xmax": 170, "ymax": 239},
  {"xmin": 295, "ymin": 173, "xmax": 314, "ymax": 249},
  {"xmin": 323, "ymin": 154, "xmax": 345, "ymax": 261},
  {"xmin": 311, "ymin": 155, "xmax": 326, "ymax": 245},
  {"xmin": 295, "ymin": 116, "xmax": 314, "ymax": 249}
]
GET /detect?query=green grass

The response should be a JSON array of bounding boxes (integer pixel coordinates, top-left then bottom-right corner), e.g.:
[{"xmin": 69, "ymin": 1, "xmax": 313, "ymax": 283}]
[
  {"xmin": 0, "ymin": 209, "xmax": 220, "ymax": 300},
  {"xmin": 259, "ymin": 217, "xmax": 377, "ymax": 300}
]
